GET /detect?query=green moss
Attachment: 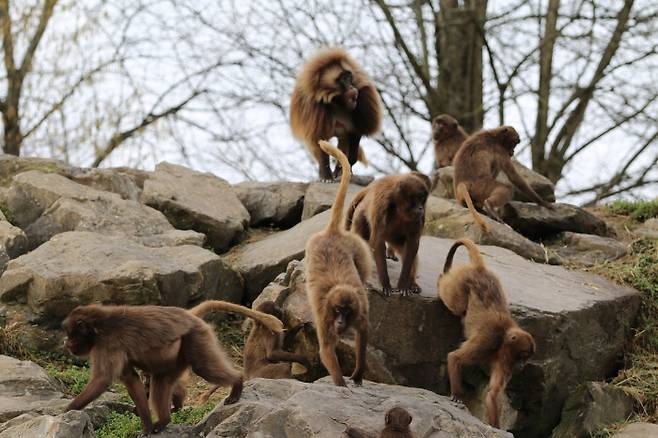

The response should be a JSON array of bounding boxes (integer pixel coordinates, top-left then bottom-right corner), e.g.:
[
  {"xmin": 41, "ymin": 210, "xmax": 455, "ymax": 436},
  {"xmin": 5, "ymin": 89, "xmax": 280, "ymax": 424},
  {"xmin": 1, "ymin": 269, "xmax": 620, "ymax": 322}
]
[
  {"xmin": 172, "ymin": 403, "xmax": 215, "ymax": 425},
  {"xmin": 606, "ymin": 199, "xmax": 658, "ymax": 222},
  {"xmin": 96, "ymin": 411, "xmax": 142, "ymax": 438},
  {"xmin": 45, "ymin": 364, "xmax": 90, "ymax": 395}
]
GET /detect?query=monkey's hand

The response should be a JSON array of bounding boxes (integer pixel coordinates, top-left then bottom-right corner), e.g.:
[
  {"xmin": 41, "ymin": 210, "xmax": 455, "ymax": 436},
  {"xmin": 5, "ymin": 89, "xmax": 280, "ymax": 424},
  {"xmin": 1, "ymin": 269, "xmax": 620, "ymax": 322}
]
[
  {"xmin": 382, "ymin": 286, "xmax": 394, "ymax": 297},
  {"xmin": 350, "ymin": 373, "xmax": 363, "ymax": 386},
  {"xmin": 451, "ymin": 393, "xmax": 464, "ymax": 404},
  {"xmin": 397, "ymin": 281, "xmax": 421, "ymax": 296}
]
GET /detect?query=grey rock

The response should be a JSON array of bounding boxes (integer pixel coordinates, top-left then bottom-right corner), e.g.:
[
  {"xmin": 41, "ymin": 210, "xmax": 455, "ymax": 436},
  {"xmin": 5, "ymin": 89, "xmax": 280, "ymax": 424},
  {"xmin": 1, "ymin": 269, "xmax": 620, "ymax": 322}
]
[
  {"xmin": 0, "ymin": 231, "xmax": 241, "ymax": 320},
  {"xmin": 0, "ymin": 155, "xmax": 73, "ymax": 187},
  {"xmin": 268, "ymin": 236, "xmax": 639, "ymax": 437},
  {"xmin": 69, "ymin": 167, "xmax": 142, "ymax": 200},
  {"xmin": 233, "ymin": 181, "xmax": 307, "ymax": 228},
  {"xmin": 142, "ymin": 162, "xmax": 250, "ymax": 253},
  {"xmin": 502, "ymin": 201, "xmax": 610, "ymax": 238},
  {"xmin": 424, "ymin": 196, "xmax": 557, "ymax": 263},
  {"xmin": 431, "ymin": 162, "xmax": 555, "ymax": 202},
  {"xmin": 551, "ymin": 382, "xmax": 634, "ymax": 438},
  {"xmin": 4, "ymin": 170, "xmax": 205, "ymax": 249},
  {"xmin": 612, "ymin": 422, "xmax": 658, "ymax": 438},
  {"xmin": 301, "ymin": 182, "xmax": 363, "ymax": 221},
  {"xmin": 636, "ymin": 218, "xmax": 658, "ymax": 239},
  {"xmin": 0, "ymin": 411, "xmax": 94, "ymax": 438},
  {"xmin": 549, "ymin": 232, "xmax": 627, "ymax": 266},
  {"xmin": 0, "ymin": 220, "xmax": 27, "ymax": 274},
  {"xmin": 0, "ymin": 355, "xmax": 69, "ymax": 422},
  {"xmin": 198, "ymin": 378, "xmax": 512, "ymax": 438}
]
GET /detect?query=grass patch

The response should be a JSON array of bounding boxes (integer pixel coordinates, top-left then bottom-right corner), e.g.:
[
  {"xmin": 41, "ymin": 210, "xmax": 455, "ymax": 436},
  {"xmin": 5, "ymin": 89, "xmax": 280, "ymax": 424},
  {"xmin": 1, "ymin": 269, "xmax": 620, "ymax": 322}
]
[
  {"xmin": 606, "ymin": 199, "xmax": 658, "ymax": 222},
  {"xmin": 0, "ymin": 322, "xmax": 35, "ymax": 360}
]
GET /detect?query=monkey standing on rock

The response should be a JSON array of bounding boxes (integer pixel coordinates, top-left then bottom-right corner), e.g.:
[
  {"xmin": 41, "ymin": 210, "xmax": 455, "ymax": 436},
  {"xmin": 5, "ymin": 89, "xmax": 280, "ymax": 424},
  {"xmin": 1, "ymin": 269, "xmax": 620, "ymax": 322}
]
[
  {"xmin": 452, "ymin": 125, "xmax": 553, "ymax": 232},
  {"xmin": 305, "ymin": 140, "xmax": 372, "ymax": 386},
  {"xmin": 348, "ymin": 172, "xmax": 430, "ymax": 296},
  {"xmin": 63, "ymin": 300, "xmax": 283, "ymax": 434},
  {"xmin": 290, "ymin": 47, "xmax": 382, "ymax": 181},
  {"xmin": 432, "ymin": 114, "xmax": 468, "ymax": 168},
  {"xmin": 437, "ymin": 238, "xmax": 536, "ymax": 428}
]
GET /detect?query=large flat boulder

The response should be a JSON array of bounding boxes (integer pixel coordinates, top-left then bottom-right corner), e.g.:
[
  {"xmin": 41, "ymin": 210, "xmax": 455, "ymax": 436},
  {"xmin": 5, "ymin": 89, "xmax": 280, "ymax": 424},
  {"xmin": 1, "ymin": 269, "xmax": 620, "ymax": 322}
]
[
  {"xmin": 233, "ymin": 181, "xmax": 307, "ymax": 228},
  {"xmin": 0, "ymin": 155, "xmax": 73, "ymax": 188},
  {"xmin": 0, "ymin": 218, "xmax": 27, "ymax": 275},
  {"xmin": 3, "ymin": 170, "xmax": 204, "ymax": 249},
  {"xmin": 612, "ymin": 423, "xmax": 658, "ymax": 438},
  {"xmin": 69, "ymin": 167, "xmax": 142, "ymax": 201},
  {"xmin": 0, "ymin": 411, "xmax": 94, "ymax": 438},
  {"xmin": 198, "ymin": 378, "xmax": 512, "ymax": 438},
  {"xmin": 548, "ymin": 232, "xmax": 627, "ymax": 266},
  {"xmin": 0, "ymin": 231, "xmax": 242, "ymax": 321},
  {"xmin": 142, "ymin": 162, "xmax": 249, "ymax": 253},
  {"xmin": 0, "ymin": 355, "xmax": 69, "ymax": 422},
  {"xmin": 431, "ymin": 163, "xmax": 556, "ymax": 202},
  {"xmin": 266, "ymin": 236, "xmax": 639, "ymax": 437},
  {"xmin": 301, "ymin": 182, "xmax": 364, "ymax": 220}
]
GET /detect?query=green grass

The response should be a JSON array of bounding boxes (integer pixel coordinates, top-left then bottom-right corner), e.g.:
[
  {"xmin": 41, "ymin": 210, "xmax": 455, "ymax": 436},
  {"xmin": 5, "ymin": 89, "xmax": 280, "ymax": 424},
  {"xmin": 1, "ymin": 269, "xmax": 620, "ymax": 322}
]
[
  {"xmin": 606, "ymin": 199, "xmax": 658, "ymax": 222},
  {"xmin": 45, "ymin": 364, "xmax": 90, "ymax": 395}
]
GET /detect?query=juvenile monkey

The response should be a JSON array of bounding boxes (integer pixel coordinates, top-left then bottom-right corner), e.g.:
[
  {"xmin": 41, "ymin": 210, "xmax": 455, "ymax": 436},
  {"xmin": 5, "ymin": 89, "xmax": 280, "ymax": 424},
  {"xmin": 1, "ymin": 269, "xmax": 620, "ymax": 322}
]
[
  {"xmin": 432, "ymin": 114, "xmax": 468, "ymax": 168},
  {"xmin": 437, "ymin": 238, "xmax": 536, "ymax": 428},
  {"xmin": 305, "ymin": 140, "xmax": 372, "ymax": 386},
  {"xmin": 348, "ymin": 172, "xmax": 430, "ymax": 295},
  {"xmin": 63, "ymin": 301, "xmax": 283, "ymax": 434},
  {"xmin": 345, "ymin": 406, "xmax": 414, "ymax": 438},
  {"xmin": 290, "ymin": 47, "xmax": 382, "ymax": 181},
  {"xmin": 453, "ymin": 126, "xmax": 553, "ymax": 232}
]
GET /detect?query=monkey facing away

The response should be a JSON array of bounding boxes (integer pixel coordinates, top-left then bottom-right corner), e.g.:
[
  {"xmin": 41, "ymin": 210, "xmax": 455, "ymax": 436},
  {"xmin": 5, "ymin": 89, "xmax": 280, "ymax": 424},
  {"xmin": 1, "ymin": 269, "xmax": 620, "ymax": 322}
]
[
  {"xmin": 347, "ymin": 172, "xmax": 430, "ymax": 295},
  {"xmin": 305, "ymin": 140, "xmax": 372, "ymax": 386},
  {"xmin": 452, "ymin": 126, "xmax": 553, "ymax": 232},
  {"xmin": 290, "ymin": 47, "xmax": 382, "ymax": 181},
  {"xmin": 345, "ymin": 406, "xmax": 415, "ymax": 438},
  {"xmin": 63, "ymin": 301, "xmax": 283, "ymax": 434},
  {"xmin": 437, "ymin": 238, "xmax": 536, "ymax": 428},
  {"xmin": 432, "ymin": 114, "xmax": 468, "ymax": 168}
]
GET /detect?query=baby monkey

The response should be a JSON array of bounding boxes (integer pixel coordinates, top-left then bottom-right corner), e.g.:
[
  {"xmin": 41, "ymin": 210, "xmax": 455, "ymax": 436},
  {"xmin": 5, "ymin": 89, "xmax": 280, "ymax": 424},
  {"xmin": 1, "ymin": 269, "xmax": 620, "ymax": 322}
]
[
  {"xmin": 437, "ymin": 238, "xmax": 535, "ymax": 428},
  {"xmin": 345, "ymin": 406, "xmax": 414, "ymax": 438}
]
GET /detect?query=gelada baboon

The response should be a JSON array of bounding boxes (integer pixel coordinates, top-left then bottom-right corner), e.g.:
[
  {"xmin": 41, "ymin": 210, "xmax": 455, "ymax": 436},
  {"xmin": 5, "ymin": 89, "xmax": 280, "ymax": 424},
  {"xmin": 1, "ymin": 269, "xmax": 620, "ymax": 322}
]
[
  {"xmin": 63, "ymin": 301, "xmax": 283, "ymax": 434},
  {"xmin": 453, "ymin": 126, "xmax": 553, "ymax": 232},
  {"xmin": 432, "ymin": 114, "xmax": 468, "ymax": 168},
  {"xmin": 345, "ymin": 406, "xmax": 415, "ymax": 438},
  {"xmin": 290, "ymin": 47, "xmax": 382, "ymax": 181},
  {"xmin": 305, "ymin": 140, "xmax": 372, "ymax": 386},
  {"xmin": 437, "ymin": 238, "xmax": 535, "ymax": 428},
  {"xmin": 347, "ymin": 172, "xmax": 430, "ymax": 295}
]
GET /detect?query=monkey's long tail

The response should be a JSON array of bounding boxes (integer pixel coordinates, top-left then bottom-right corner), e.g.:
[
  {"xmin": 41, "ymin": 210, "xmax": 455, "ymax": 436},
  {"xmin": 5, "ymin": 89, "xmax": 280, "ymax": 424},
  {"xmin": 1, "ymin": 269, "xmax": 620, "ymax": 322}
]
[
  {"xmin": 443, "ymin": 238, "xmax": 485, "ymax": 273},
  {"xmin": 190, "ymin": 300, "xmax": 284, "ymax": 333},
  {"xmin": 318, "ymin": 140, "xmax": 351, "ymax": 233},
  {"xmin": 455, "ymin": 183, "xmax": 490, "ymax": 233}
]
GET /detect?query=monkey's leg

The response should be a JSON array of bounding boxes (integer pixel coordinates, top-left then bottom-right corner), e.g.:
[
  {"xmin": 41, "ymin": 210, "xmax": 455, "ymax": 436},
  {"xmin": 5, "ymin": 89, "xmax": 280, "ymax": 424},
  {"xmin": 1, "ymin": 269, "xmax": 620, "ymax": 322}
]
[
  {"xmin": 386, "ymin": 245, "xmax": 398, "ymax": 261},
  {"xmin": 172, "ymin": 380, "xmax": 187, "ymax": 412},
  {"xmin": 485, "ymin": 362, "xmax": 508, "ymax": 428},
  {"xmin": 318, "ymin": 151, "xmax": 333, "ymax": 182},
  {"xmin": 372, "ymin": 237, "xmax": 393, "ymax": 295},
  {"xmin": 150, "ymin": 374, "xmax": 178, "ymax": 432},
  {"xmin": 121, "ymin": 368, "xmax": 153, "ymax": 433},
  {"xmin": 447, "ymin": 334, "xmax": 488, "ymax": 402},
  {"xmin": 350, "ymin": 325, "xmax": 368, "ymax": 385},
  {"xmin": 267, "ymin": 350, "xmax": 311, "ymax": 369},
  {"xmin": 396, "ymin": 234, "xmax": 421, "ymax": 296},
  {"xmin": 317, "ymin": 325, "xmax": 346, "ymax": 386},
  {"xmin": 482, "ymin": 183, "xmax": 513, "ymax": 224}
]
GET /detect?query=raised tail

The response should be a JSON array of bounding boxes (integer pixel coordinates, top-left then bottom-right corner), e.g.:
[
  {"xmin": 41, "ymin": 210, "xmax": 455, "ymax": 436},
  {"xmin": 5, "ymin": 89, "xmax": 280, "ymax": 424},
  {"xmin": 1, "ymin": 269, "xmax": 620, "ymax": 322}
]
[
  {"xmin": 318, "ymin": 140, "xmax": 351, "ymax": 232},
  {"xmin": 456, "ymin": 182, "xmax": 490, "ymax": 233},
  {"xmin": 190, "ymin": 300, "xmax": 284, "ymax": 333},
  {"xmin": 443, "ymin": 238, "xmax": 485, "ymax": 273}
]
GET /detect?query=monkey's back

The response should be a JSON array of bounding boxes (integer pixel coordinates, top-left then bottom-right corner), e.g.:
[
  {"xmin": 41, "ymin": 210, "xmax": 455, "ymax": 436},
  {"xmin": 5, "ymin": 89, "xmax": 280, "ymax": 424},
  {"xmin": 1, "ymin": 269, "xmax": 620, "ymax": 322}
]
[{"xmin": 453, "ymin": 137, "xmax": 500, "ymax": 184}]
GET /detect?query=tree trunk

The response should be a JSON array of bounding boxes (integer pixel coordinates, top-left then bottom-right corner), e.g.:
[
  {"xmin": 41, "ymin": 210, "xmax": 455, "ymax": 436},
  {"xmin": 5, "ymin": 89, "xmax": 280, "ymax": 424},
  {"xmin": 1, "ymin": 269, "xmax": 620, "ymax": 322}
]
[
  {"xmin": 2, "ymin": 102, "xmax": 21, "ymax": 155},
  {"xmin": 436, "ymin": 0, "xmax": 486, "ymax": 133}
]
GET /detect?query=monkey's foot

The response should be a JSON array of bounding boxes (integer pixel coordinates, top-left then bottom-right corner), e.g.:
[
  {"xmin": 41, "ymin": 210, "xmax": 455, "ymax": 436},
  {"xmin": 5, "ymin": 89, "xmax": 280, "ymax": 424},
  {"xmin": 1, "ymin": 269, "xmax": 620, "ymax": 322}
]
[
  {"xmin": 397, "ymin": 283, "xmax": 421, "ymax": 296},
  {"xmin": 152, "ymin": 420, "xmax": 170, "ymax": 434},
  {"xmin": 386, "ymin": 254, "xmax": 399, "ymax": 261},
  {"xmin": 451, "ymin": 394, "xmax": 464, "ymax": 404},
  {"xmin": 350, "ymin": 376, "xmax": 363, "ymax": 386},
  {"xmin": 382, "ymin": 286, "xmax": 394, "ymax": 297}
]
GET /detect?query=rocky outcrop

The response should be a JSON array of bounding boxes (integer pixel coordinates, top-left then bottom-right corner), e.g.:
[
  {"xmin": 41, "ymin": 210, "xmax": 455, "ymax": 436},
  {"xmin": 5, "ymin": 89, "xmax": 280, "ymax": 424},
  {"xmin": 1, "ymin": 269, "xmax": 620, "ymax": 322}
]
[
  {"xmin": 612, "ymin": 423, "xmax": 658, "ymax": 438},
  {"xmin": 431, "ymin": 162, "xmax": 556, "ymax": 202},
  {"xmin": 69, "ymin": 167, "xmax": 142, "ymax": 201},
  {"xmin": 263, "ymin": 236, "xmax": 639, "ymax": 437},
  {"xmin": 142, "ymin": 162, "xmax": 250, "ymax": 253},
  {"xmin": 233, "ymin": 181, "xmax": 307, "ymax": 228},
  {"xmin": 3, "ymin": 170, "xmax": 205, "ymax": 249},
  {"xmin": 0, "ymin": 155, "xmax": 73, "ymax": 187},
  {"xmin": 0, "ymin": 232, "xmax": 242, "ymax": 320},
  {"xmin": 301, "ymin": 181, "xmax": 363, "ymax": 220},
  {"xmin": 548, "ymin": 232, "xmax": 627, "ymax": 266},
  {"xmin": 0, "ymin": 213, "xmax": 27, "ymax": 275},
  {"xmin": 198, "ymin": 378, "xmax": 513, "ymax": 438},
  {"xmin": 636, "ymin": 218, "xmax": 658, "ymax": 239}
]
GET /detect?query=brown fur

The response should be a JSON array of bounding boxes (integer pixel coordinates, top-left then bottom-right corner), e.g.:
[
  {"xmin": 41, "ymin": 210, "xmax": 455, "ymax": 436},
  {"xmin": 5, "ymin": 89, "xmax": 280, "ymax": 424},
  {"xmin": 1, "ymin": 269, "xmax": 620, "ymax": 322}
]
[
  {"xmin": 63, "ymin": 301, "xmax": 283, "ymax": 434},
  {"xmin": 305, "ymin": 140, "xmax": 372, "ymax": 386},
  {"xmin": 345, "ymin": 407, "xmax": 414, "ymax": 438},
  {"xmin": 290, "ymin": 47, "xmax": 382, "ymax": 181},
  {"xmin": 347, "ymin": 172, "xmax": 430, "ymax": 295},
  {"xmin": 453, "ymin": 125, "xmax": 553, "ymax": 231},
  {"xmin": 437, "ymin": 239, "xmax": 536, "ymax": 428},
  {"xmin": 432, "ymin": 114, "xmax": 468, "ymax": 168}
]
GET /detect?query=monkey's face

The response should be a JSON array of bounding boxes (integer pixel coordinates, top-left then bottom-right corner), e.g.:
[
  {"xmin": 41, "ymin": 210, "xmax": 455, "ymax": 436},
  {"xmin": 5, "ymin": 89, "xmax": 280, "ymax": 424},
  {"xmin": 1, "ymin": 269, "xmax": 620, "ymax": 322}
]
[
  {"xmin": 334, "ymin": 70, "xmax": 358, "ymax": 111},
  {"xmin": 396, "ymin": 175, "xmax": 429, "ymax": 222},
  {"xmin": 506, "ymin": 328, "xmax": 536, "ymax": 365},
  {"xmin": 499, "ymin": 126, "xmax": 520, "ymax": 154},
  {"xmin": 432, "ymin": 115, "xmax": 458, "ymax": 140},
  {"xmin": 385, "ymin": 407, "xmax": 412, "ymax": 431},
  {"xmin": 327, "ymin": 287, "xmax": 360, "ymax": 334},
  {"xmin": 62, "ymin": 313, "xmax": 95, "ymax": 356}
]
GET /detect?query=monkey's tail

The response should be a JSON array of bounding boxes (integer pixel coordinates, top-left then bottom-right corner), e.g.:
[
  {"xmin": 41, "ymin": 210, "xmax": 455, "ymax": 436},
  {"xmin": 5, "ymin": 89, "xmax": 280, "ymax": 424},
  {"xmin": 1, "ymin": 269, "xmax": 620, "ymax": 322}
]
[
  {"xmin": 357, "ymin": 147, "xmax": 368, "ymax": 167},
  {"xmin": 443, "ymin": 238, "xmax": 485, "ymax": 273},
  {"xmin": 319, "ymin": 140, "xmax": 351, "ymax": 233},
  {"xmin": 456, "ymin": 183, "xmax": 490, "ymax": 233},
  {"xmin": 190, "ymin": 300, "xmax": 284, "ymax": 333}
]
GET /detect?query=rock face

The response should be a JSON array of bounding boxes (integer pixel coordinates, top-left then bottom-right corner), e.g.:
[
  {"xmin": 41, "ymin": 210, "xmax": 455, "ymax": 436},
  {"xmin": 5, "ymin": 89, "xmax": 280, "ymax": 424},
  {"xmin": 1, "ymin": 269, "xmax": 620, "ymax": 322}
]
[
  {"xmin": 550, "ymin": 382, "xmax": 634, "ymax": 438},
  {"xmin": 142, "ymin": 162, "xmax": 250, "ymax": 253},
  {"xmin": 198, "ymin": 378, "xmax": 513, "ymax": 438},
  {"xmin": 69, "ymin": 167, "xmax": 142, "ymax": 201},
  {"xmin": 300, "ymin": 182, "xmax": 364, "ymax": 220},
  {"xmin": 3, "ymin": 170, "xmax": 204, "ymax": 249},
  {"xmin": 0, "ymin": 411, "xmax": 94, "ymax": 438},
  {"xmin": 612, "ymin": 422, "xmax": 658, "ymax": 438},
  {"xmin": 636, "ymin": 217, "xmax": 658, "ymax": 238},
  {"xmin": 0, "ymin": 232, "xmax": 241, "ymax": 320},
  {"xmin": 0, "ymin": 217, "xmax": 27, "ymax": 275},
  {"xmin": 0, "ymin": 355, "xmax": 69, "ymax": 422},
  {"xmin": 431, "ymin": 162, "xmax": 556, "ymax": 202},
  {"xmin": 233, "ymin": 181, "xmax": 307, "ymax": 228},
  {"xmin": 549, "ymin": 232, "xmax": 627, "ymax": 266},
  {"xmin": 0, "ymin": 155, "xmax": 73, "ymax": 187},
  {"xmin": 267, "ymin": 236, "xmax": 639, "ymax": 437}
]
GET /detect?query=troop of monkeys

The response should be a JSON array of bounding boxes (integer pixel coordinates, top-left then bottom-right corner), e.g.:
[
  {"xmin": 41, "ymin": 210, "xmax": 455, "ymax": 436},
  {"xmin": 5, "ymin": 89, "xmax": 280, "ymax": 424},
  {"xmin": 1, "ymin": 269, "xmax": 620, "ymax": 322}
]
[{"xmin": 61, "ymin": 47, "xmax": 548, "ymax": 436}]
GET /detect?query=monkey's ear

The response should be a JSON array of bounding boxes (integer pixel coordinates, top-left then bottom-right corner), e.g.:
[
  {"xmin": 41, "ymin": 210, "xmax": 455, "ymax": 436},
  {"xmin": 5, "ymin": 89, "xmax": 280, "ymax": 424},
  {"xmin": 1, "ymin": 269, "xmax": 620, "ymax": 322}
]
[
  {"xmin": 405, "ymin": 413, "xmax": 413, "ymax": 426},
  {"xmin": 76, "ymin": 319, "xmax": 95, "ymax": 337}
]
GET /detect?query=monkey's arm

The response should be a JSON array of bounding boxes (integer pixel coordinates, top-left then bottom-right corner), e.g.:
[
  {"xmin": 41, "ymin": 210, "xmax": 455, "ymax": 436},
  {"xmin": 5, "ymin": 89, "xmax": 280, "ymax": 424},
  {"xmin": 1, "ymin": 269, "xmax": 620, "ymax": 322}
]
[
  {"xmin": 67, "ymin": 372, "xmax": 113, "ymax": 410},
  {"xmin": 371, "ymin": 235, "xmax": 392, "ymax": 294},
  {"xmin": 501, "ymin": 159, "xmax": 552, "ymax": 208},
  {"xmin": 344, "ymin": 426, "xmax": 375, "ymax": 438},
  {"xmin": 397, "ymin": 232, "xmax": 421, "ymax": 295},
  {"xmin": 485, "ymin": 362, "xmax": 509, "ymax": 428},
  {"xmin": 350, "ymin": 323, "xmax": 367, "ymax": 385},
  {"xmin": 120, "ymin": 367, "xmax": 153, "ymax": 433},
  {"xmin": 352, "ymin": 84, "xmax": 381, "ymax": 136}
]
